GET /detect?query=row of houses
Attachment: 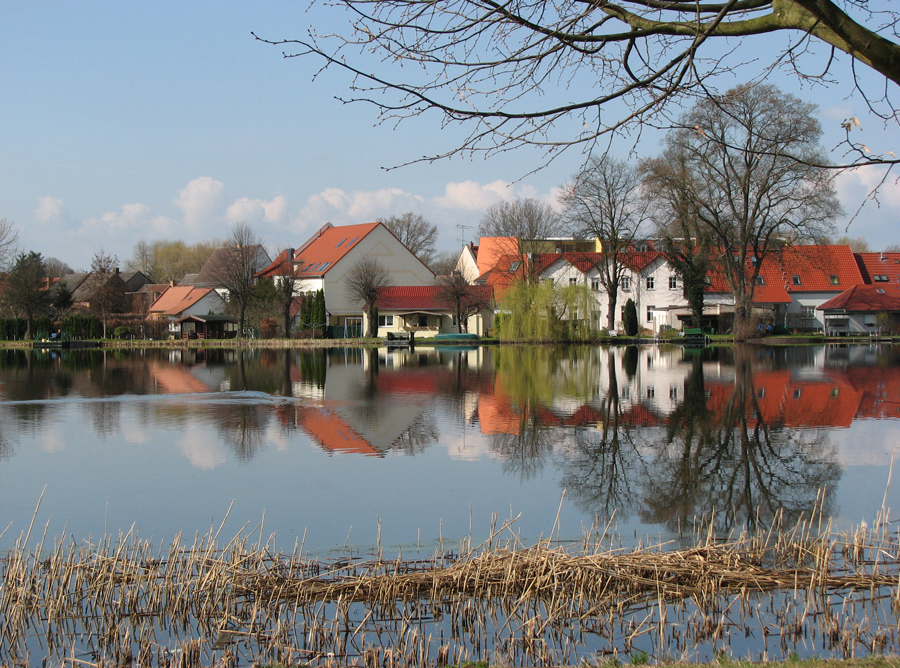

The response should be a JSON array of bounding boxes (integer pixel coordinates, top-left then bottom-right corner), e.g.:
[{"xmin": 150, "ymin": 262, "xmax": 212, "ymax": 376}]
[
  {"xmin": 459, "ymin": 237, "xmax": 900, "ymax": 335},
  {"xmin": 139, "ymin": 220, "xmax": 900, "ymax": 339}
]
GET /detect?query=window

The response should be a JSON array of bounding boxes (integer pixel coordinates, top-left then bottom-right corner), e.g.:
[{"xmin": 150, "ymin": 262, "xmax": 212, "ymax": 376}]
[
  {"xmin": 668, "ymin": 275, "xmax": 678, "ymax": 290},
  {"xmin": 757, "ymin": 388, "xmax": 766, "ymax": 399},
  {"xmin": 336, "ymin": 238, "xmax": 346, "ymax": 247},
  {"xmin": 646, "ymin": 276, "xmax": 655, "ymax": 290},
  {"xmin": 378, "ymin": 314, "xmax": 394, "ymax": 327},
  {"xmin": 669, "ymin": 386, "xmax": 678, "ymax": 400},
  {"xmin": 591, "ymin": 278, "xmax": 600, "ymax": 290},
  {"xmin": 319, "ymin": 262, "xmax": 331, "ymax": 271},
  {"xmin": 647, "ymin": 386, "xmax": 655, "ymax": 399},
  {"xmin": 877, "ymin": 288, "xmax": 886, "ymax": 294},
  {"xmin": 569, "ymin": 277, "xmax": 578, "ymax": 285},
  {"xmin": 830, "ymin": 275, "xmax": 839, "ymax": 285},
  {"xmin": 756, "ymin": 276, "xmax": 766, "ymax": 285},
  {"xmin": 874, "ymin": 275, "xmax": 889, "ymax": 282},
  {"xmin": 800, "ymin": 306, "xmax": 815, "ymax": 319},
  {"xmin": 792, "ymin": 275, "xmax": 802, "ymax": 286},
  {"xmin": 646, "ymin": 306, "xmax": 652, "ymax": 322},
  {"xmin": 793, "ymin": 388, "xmax": 802, "ymax": 399},
  {"xmin": 508, "ymin": 261, "xmax": 521, "ymax": 272},
  {"xmin": 621, "ymin": 276, "xmax": 632, "ymax": 291},
  {"xmin": 348, "ymin": 236, "xmax": 358, "ymax": 246}
]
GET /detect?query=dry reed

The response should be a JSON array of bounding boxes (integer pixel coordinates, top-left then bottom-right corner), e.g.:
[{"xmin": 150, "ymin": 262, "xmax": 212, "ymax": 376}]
[{"xmin": 1, "ymin": 504, "xmax": 899, "ymax": 667}]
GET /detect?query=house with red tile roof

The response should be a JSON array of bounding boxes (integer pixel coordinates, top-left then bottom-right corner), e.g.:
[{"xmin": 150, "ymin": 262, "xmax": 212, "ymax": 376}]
[
  {"xmin": 257, "ymin": 222, "xmax": 435, "ymax": 336},
  {"xmin": 146, "ymin": 285, "xmax": 228, "ymax": 335},
  {"xmin": 818, "ymin": 284, "xmax": 900, "ymax": 335},
  {"xmin": 368, "ymin": 285, "xmax": 494, "ymax": 337}
]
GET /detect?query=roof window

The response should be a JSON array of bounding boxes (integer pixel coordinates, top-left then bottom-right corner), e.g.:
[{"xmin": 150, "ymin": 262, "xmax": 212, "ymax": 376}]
[
  {"xmin": 877, "ymin": 288, "xmax": 886, "ymax": 294},
  {"xmin": 755, "ymin": 276, "xmax": 765, "ymax": 285},
  {"xmin": 319, "ymin": 262, "xmax": 331, "ymax": 271},
  {"xmin": 336, "ymin": 238, "xmax": 346, "ymax": 248},
  {"xmin": 875, "ymin": 275, "xmax": 889, "ymax": 282},
  {"xmin": 792, "ymin": 275, "xmax": 801, "ymax": 286},
  {"xmin": 348, "ymin": 237, "xmax": 358, "ymax": 246},
  {"xmin": 509, "ymin": 261, "xmax": 521, "ymax": 272},
  {"xmin": 830, "ymin": 275, "xmax": 839, "ymax": 285}
]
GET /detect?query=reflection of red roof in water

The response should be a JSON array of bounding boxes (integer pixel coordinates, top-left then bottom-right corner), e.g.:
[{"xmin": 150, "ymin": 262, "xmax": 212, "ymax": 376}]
[
  {"xmin": 844, "ymin": 366, "xmax": 900, "ymax": 420},
  {"xmin": 703, "ymin": 370, "xmax": 862, "ymax": 429},
  {"xmin": 149, "ymin": 363, "xmax": 211, "ymax": 394},
  {"xmin": 297, "ymin": 406, "xmax": 380, "ymax": 456}
]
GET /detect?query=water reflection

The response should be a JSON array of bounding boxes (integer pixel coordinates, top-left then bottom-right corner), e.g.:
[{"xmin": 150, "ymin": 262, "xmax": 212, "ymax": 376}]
[{"xmin": 0, "ymin": 344, "xmax": 898, "ymax": 539}]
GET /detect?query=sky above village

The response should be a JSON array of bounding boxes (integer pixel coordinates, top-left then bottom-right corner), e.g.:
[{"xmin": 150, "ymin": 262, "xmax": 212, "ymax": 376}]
[{"xmin": 2, "ymin": 2, "xmax": 899, "ymax": 271}]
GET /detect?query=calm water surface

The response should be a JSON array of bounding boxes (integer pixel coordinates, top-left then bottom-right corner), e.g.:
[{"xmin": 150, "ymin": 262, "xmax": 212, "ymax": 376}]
[{"xmin": 0, "ymin": 343, "xmax": 898, "ymax": 554}]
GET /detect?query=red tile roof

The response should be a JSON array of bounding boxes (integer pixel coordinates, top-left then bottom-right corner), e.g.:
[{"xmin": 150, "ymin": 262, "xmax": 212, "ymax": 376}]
[
  {"xmin": 773, "ymin": 245, "xmax": 864, "ymax": 292},
  {"xmin": 855, "ymin": 252, "xmax": 900, "ymax": 284},
  {"xmin": 256, "ymin": 222, "xmax": 382, "ymax": 279},
  {"xmin": 375, "ymin": 285, "xmax": 493, "ymax": 311},
  {"xmin": 818, "ymin": 284, "xmax": 900, "ymax": 312},
  {"xmin": 148, "ymin": 286, "xmax": 215, "ymax": 316},
  {"xmin": 476, "ymin": 237, "xmax": 520, "ymax": 276}
]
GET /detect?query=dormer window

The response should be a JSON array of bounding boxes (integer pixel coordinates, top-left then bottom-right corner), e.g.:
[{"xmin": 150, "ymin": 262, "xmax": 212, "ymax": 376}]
[
  {"xmin": 830, "ymin": 275, "xmax": 839, "ymax": 285},
  {"xmin": 756, "ymin": 276, "xmax": 765, "ymax": 285},
  {"xmin": 792, "ymin": 275, "xmax": 801, "ymax": 286},
  {"xmin": 508, "ymin": 261, "xmax": 521, "ymax": 272}
]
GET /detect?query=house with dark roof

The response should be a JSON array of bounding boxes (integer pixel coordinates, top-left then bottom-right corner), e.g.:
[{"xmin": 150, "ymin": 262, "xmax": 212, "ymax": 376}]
[{"xmin": 256, "ymin": 222, "xmax": 435, "ymax": 336}]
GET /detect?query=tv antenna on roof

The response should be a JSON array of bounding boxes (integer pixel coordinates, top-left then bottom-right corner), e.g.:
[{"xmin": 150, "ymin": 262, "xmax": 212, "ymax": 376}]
[{"xmin": 456, "ymin": 224, "xmax": 473, "ymax": 246}]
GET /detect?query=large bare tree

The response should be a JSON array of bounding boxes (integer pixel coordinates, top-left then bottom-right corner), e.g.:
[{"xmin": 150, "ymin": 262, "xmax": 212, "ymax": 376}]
[
  {"xmin": 381, "ymin": 213, "xmax": 438, "ymax": 266},
  {"xmin": 344, "ymin": 256, "xmax": 393, "ymax": 337},
  {"xmin": 0, "ymin": 219, "xmax": 19, "ymax": 272},
  {"xmin": 661, "ymin": 84, "xmax": 840, "ymax": 339},
  {"xmin": 205, "ymin": 223, "xmax": 264, "ymax": 339},
  {"xmin": 561, "ymin": 157, "xmax": 646, "ymax": 331},
  {"xmin": 255, "ymin": 1, "xmax": 900, "ymax": 168},
  {"xmin": 478, "ymin": 199, "xmax": 562, "ymax": 245}
]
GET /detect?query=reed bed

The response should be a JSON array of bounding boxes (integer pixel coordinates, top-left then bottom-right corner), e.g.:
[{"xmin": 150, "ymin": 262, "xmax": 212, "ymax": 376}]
[{"xmin": 2, "ymin": 505, "xmax": 900, "ymax": 667}]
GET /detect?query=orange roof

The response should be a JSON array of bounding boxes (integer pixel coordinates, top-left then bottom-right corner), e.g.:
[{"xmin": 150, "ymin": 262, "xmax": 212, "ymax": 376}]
[
  {"xmin": 148, "ymin": 286, "xmax": 214, "ymax": 316},
  {"xmin": 773, "ymin": 245, "xmax": 864, "ymax": 292},
  {"xmin": 256, "ymin": 248, "xmax": 294, "ymax": 278},
  {"xmin": 298, "ymin": 406, "xmax": 380, "ymax": 456},
  {"xmin": 149, "ymin": 362, "xmax": 211, "ymax": 394},
  {"xmin": 256, "ymin": 222, "xmax": 382, "ymax": 279},
  {"xmin": 855, "ymin": 252, "xmax": 900, "ymax": 284},
  {"xmin": 476, "ymin": 237, "xmax": 520, "ymax": 276}
]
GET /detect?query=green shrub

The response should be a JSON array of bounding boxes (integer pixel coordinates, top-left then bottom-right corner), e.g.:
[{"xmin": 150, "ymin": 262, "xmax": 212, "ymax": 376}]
[{"xmin": 623, "ymin": 298, "xmax": 638, "ymax": 336}]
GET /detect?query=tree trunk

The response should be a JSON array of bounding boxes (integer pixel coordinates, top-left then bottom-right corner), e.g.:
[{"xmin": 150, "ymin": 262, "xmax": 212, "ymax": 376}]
[{"xmin": 607, "ymin": 293, "xmax": 618, "ymax": 332}]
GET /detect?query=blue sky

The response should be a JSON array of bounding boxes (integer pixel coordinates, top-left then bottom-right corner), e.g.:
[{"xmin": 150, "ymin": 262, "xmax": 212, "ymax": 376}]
[{"xmin": 2, "ymin": 2, "xmax": 897, "ymax": 271}]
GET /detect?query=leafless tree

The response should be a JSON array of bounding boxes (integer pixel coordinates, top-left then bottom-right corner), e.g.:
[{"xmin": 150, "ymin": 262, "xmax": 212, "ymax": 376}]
[
  {"xmin": 641, "ymin": 146, "xmax": 716, "ymax": 328},
  {"xmin": 437, "ymin": 273, "xmax": 492, "ymax": 333},
  {"xmin": 344, "ymin": 256, "xmax": 393, "ymax": 337},
  {"xmin": 85, "ymin": 250, "xmax": 126, "ymax": 339},
  {"xmin": 277, "ymin": 272, "xmax": 298, "ymax": 338},
  {"xmin": 255, "ymin": 1, "xmax": 900, "ymax": 169},
  {"xmin": 429, "ymin": 251, "xmax": 459, "ymax": 276},
  {"xmin": 205, "ymin": 223, "xmax": 264, "ymax": 339},
  {"xmin": 44, "ymin": 257, "xmax": 73, "ymax": 278},
  {"xmin": 0, "ymin": 219, "xmax": 19, "ymax": 272},
  {"xmin": 661, "ymin": 84, "xmax": 840, "ymax": 339},
  {"xmin": 478, "ymin": 199, "xmax": 563, "ymax": 250},
  {"xmin": 561, "ymin": 157, "xmax": 647, "ymax": 331},
  {"xmin": 381, "ymin": 212, "xmax": 438, "ymax": 266}
]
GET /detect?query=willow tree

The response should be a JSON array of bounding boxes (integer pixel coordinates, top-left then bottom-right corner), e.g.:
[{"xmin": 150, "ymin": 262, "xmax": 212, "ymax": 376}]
[{"xmin": 497, "ymin": 280, "xmax": 598, "ymax": 342}]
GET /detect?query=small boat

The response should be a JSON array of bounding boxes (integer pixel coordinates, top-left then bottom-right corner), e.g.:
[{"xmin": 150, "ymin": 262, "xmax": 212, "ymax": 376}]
[{"xmin": 433, "ymin": 333, "xmax": 480, "ymax": 342}]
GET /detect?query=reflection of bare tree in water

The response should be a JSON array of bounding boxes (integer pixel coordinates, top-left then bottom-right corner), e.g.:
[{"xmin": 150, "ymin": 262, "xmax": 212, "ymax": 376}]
[
  {"xmin": 216, "ymin": 404, "xmax": 268, "ymax": 462},
  {"xmin": 488, "ymin": 421, "xmax": 562, "ymax": 480},
  {"xmin": 392, "ymin": 412, "xmax": 439, "ymax": 455},
  {"xmin": 89, "ymin": 401, "xmax": 121, "ymax": 436},
  {"xmin": 644, "ymin": 346, "xmax": 840, "ymax": 532},
  {"xmin": 559, "ymin": 354, "xmax": 648, "ymax": 517}
]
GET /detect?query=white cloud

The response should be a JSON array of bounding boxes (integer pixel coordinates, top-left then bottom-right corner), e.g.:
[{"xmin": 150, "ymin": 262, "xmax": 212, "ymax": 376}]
[
  {"xmin": 226, "ymin": 195, "xmax": 289, "ymax": 225},
  {"xmin": 174, "ymin": 177, "xmax": 226, "ymax": 231},
  {"xmin": 33, "ymin": 196, "xmax": 65, "ymax": 225},
  {"xmin": 833, "ymin": 166, "xmax": 900, "ymax": 249}
]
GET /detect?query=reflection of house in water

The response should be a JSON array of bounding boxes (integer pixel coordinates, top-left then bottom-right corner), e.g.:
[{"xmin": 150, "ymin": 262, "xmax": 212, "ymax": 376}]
[{"xmin": 278, "ymin": 348, "xmax": 472, "ymax": 456}]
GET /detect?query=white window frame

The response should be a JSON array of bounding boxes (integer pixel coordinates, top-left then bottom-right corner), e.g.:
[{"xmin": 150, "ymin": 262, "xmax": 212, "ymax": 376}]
[
  {"xmin": 646, "ymin": 276, "xmax": 655, "ymax": 290},
  {"xmin": 378, "ymin": 314, "xmax": 394, "ymax": 327}
]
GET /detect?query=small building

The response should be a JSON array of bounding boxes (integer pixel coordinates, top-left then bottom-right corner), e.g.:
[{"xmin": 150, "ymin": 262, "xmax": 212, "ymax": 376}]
[
  {"xmin": 175, "ymin": 314, "xmax": 238, "ymax": 340},
  {"xmin": 146, "ymin": 286, "xmax": 227, "ymax": 336},
  {"xmin": 817, "ymin": 284, "xmax": 900, "ymax": 335},
  {"xmin": 365, "ymin": 285, "xmax": 494, "ymax": 338}
]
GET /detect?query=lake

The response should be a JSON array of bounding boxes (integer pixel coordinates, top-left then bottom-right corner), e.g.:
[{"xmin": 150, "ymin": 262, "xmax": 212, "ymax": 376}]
[{"xmin": 1, "ymin": 342, "xmax": 899, "ymax": 664}]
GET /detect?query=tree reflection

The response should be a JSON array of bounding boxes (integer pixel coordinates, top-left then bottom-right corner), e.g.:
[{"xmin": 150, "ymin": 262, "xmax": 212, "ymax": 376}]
[
  {"xmin": 559, "ymin": 351, "xmax": 648, "ymax": 517},
  {"xmin": 216, "ymin": 404, "xmax": 268, "ymax": 462},
  {"xmin": 643, "ymin": 346, "xmax": 840, "ymax": 532}
]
